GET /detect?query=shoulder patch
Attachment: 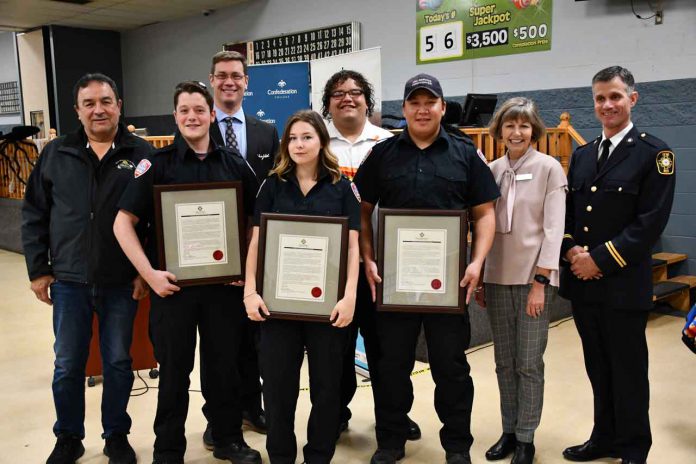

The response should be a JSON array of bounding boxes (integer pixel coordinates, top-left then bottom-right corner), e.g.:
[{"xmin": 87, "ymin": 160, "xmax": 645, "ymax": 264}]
[
  {"xmin": 350, "ymin": 182, "xmax": 361, "ymax": 202},
  {"xmin": 134, "ymin": 159, "xmax": 151, "ymax": 178},
  {"xmin": 656, "ymin": 151, "xmax": 674, "ymax": 175}
]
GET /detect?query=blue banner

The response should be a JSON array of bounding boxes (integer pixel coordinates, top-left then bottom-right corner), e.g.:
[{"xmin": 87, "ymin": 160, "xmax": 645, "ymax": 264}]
[{"xmin": 244, "ymin": 62, "xmax": 311, "ymax": 137}]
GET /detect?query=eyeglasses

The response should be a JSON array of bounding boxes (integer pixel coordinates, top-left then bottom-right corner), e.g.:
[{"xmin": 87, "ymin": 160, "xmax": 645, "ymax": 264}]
[
  {"xmin": 213, "ymin": 73, "xmax": 246, "ymax": 82},
  {"xmin": 330, "ymin": 89, "xmax": 364, "ymax": 99}
]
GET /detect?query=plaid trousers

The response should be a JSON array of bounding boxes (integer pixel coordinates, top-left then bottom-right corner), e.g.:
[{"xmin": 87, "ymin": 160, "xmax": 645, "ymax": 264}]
[{"xmin": 484, "ymin": 283, "xmax": 553, "ymax": 443}]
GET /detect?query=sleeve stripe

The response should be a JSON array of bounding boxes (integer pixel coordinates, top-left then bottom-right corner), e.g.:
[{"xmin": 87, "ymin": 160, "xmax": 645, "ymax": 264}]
[{"xmin": 605, "ymin": 241, "xmax": 627, "ymax": 267}]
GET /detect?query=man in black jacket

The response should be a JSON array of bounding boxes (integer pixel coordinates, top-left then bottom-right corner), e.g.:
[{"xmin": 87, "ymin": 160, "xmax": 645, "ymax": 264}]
[
  {"xmin": 22, "ymin": 73, "xmax": 153, "ymax": 464},
  {"xmin": 201, "ymin": 50, "xmax": 279, "ymax": 443},
  {"xmin": 560, "ymin": 66, "xmax": 676, "ymax": 464}
]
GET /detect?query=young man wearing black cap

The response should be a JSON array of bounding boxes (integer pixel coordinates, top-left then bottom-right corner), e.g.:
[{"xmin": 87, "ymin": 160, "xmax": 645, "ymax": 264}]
[{"xmin": 353, "ymin": 74, "xmax": 499, "ymax": 464}]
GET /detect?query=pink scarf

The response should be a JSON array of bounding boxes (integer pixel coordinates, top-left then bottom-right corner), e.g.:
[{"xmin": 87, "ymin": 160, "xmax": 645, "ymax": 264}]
[{"xmin": 495, "ymin": 147, "xmax": 534, "ymax": 234}]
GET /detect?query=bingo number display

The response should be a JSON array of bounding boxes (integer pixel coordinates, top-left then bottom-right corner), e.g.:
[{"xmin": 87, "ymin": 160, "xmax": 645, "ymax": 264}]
[
  {"xmin": 419, "ymin": 21, "xmax": 464, "ymax": 61},
  {"xmin": 225, "ymin": 22, "xmax": 360, "ymax": 65}
]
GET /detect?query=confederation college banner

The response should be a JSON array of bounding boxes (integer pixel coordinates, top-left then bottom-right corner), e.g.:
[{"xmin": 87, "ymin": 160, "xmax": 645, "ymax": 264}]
[
  {"xmin": 416, "ymin": 0, "xmax": 552, "ymax": 64},
  {"xmin": 244, "ymin": 62, "xmax": 311, "ymax": 136}
]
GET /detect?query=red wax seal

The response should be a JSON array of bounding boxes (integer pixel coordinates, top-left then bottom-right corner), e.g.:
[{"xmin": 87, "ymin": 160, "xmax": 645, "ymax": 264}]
[
  {"xmin": 311, "ymin": 287, "xmax": 322, "ymax": 298},
  {"xmin": 213, "ymin": 250, "xmax": 224, "ymax": 261},
  {"xmin": 431, "ymin": 279, "xmax": 442, "ymax": 290}
]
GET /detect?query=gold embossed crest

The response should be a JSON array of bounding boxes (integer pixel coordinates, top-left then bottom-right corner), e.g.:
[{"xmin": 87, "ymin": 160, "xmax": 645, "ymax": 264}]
[{"xmin": 656, "ymin": 151, "xmax": 674, "ymax": 175}]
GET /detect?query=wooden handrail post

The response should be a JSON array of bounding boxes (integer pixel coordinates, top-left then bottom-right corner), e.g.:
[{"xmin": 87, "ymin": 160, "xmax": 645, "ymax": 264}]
[{"xmin": 557, "ymin": 112, "xmax": 573, "ymax": 173}]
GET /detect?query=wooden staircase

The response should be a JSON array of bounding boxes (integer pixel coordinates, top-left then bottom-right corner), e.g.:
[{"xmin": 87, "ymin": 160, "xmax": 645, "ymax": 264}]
[{"xmin": 652, "ymin": 253, "xmax": 696, "ymax": 311}]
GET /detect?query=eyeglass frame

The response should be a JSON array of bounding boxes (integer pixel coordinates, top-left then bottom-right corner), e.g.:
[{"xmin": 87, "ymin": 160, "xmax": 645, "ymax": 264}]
[
  {"xmin": 212, "ymin": 73, "xmax": 247, "ymax": 82},
  {"xmin": 330, "ymin": 89, "xmax": 365, "ymax": 99}
]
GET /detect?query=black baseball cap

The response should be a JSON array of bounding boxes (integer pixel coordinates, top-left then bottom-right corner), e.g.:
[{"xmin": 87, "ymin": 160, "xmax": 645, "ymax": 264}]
[{"xmin": 403, "ymin": 73, "xmax": 443, "ymax": 101}]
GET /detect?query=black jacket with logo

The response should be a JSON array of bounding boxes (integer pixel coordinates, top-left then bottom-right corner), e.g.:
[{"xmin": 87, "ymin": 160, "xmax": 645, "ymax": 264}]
[
  {"xmin": 559, "ymin": 126, "xmax": 676, "ymax": 310},
  {"xmin": 22, "ymin": 124, "xmax": 154, "ymax": 283}
]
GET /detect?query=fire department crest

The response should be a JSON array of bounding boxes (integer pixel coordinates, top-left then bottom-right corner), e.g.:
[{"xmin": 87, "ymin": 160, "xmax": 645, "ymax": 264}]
[{"xmin": 656, "ymin": 151, "xmax": 674, "ymax": 175}]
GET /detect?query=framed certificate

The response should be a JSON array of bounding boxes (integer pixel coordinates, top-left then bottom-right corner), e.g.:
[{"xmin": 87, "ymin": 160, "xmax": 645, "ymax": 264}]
[
  {"xmin": 377, "ymin": 208, "xmax": 468, "ymax": 313},
  {"xmin": 154, "ymin": 182, "xmax": 245, "ymax": 286},
  {"xmin": 257, "ymin": 213, "xmax": 349, "ymax": 321}
]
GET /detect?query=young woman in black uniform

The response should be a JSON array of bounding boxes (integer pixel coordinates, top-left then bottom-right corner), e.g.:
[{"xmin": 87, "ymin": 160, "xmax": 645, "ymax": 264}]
[{"xmin": 243, "ymin": 110, "xmax": 361, "ymax": 464}]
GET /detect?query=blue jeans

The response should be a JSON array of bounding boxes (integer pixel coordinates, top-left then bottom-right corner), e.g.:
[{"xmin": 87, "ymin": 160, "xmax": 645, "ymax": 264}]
[{"xmin": 50, "ymin": 280, "xmax": 138, "ymax": 438}]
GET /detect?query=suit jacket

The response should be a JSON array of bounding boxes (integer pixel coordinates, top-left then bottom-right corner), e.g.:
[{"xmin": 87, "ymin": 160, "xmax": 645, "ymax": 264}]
[
  {"xmin": 559, "ymin": 126, "xmax": 676, "ymax": 310},
  {"xmin": 210, "ymin": 112, "xmax": 279, "ymax": 183}
]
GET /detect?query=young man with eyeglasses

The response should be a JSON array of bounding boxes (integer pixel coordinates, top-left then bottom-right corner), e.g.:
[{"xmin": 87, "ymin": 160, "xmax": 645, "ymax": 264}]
[
  {"xmin": 114, "ymin": 82, "xmax": 261, "ymax": 464},
  {"xmin": 209, "ymin": 51, "xmax": 279, "ymax": 183},
  {"xmin": 201, "ymin": 51, "xmax": 279, "ymax": 446},
  {"xmin": 320, "ymin": 70, "xmax": 422, "ymax": 442}
]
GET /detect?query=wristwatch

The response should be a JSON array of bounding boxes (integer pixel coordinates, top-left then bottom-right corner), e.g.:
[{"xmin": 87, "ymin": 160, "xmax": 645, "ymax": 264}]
[{"xmin": 533, "ymin": 274, "xmax": 550, "ymax": 286}]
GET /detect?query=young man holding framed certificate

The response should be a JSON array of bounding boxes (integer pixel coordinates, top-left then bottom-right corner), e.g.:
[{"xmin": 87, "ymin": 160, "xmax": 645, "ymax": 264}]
[
  {"xmin": 113, "ymin": 82, "xmax": 260, "ymax": 464},
  {"xmin": 353, "ymin": 74, "xmax": 499, "ymax": 464}
]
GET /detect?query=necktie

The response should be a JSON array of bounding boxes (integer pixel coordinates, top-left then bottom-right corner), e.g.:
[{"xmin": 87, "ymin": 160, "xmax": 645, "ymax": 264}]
[
  {"xmin": 597, "ymin": 139, "xmax": 611, "ymax": 172},
  {"xmin": 222, "ymin": 117, "xmax": 239, "ymax": 152}
]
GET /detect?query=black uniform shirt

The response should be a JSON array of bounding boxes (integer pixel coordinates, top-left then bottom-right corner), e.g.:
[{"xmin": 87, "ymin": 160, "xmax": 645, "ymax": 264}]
[
  {"xmin": 118, "ymin": 135, "xmax": 259, "ymax": 266},
  {"xmin": 353, "ymin": 127, "xmax": 499, "ymax": 209},
  {"xmin": 253, "ymin": 168, "xmax": 361, "ymax": 231}
]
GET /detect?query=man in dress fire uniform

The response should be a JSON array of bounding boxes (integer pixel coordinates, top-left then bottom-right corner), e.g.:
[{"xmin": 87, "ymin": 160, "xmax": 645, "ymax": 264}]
[{"xmin": 560, "ymin": 66, "xmax": 676, "ymax": 464}]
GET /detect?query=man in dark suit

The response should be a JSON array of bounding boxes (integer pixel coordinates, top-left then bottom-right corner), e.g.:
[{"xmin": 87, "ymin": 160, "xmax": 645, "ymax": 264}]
[
  {"xmin": 560, "ymin": 66, "xmax": 676, "ymax": 464},
  {"xmin": 208, "ymin": 50, "xmax": 279, "ymax": 183},
  {"xmin": 201, "ymin": 50, "xmax": 279, "ymax": 448}
]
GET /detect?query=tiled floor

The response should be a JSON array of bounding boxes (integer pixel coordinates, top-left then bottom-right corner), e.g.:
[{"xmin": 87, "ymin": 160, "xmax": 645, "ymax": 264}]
[{"xmin": 1, "ymin": 249, "xmax": 693, "ymax": 463}]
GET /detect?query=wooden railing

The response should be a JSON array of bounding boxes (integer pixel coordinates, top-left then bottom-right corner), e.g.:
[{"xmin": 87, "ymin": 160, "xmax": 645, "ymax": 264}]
[
  {"xmin": 143, "ymin": 135, "xmax": 175, "ymax": 149},
  {"xmin": 463, "ymin": 112, "xmax": 584, "ymax": 172},
  {"xmin": 0, "ymin": 140, "xmax": 40, "ymax": 199},
  {"xmin": 0, "ymin": 114, "xmax": 585, "ymax": 200}
]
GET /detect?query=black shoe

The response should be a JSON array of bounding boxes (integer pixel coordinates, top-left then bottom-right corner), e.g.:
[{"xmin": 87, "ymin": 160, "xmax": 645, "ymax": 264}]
[
  {"xmin": 621, "ymin": 460, "xmax": 646, "ymax": 464},
  {"xmin": 152, "ymin": 459, "xmax": 183, "ymax": 464},
  {"xmin": 407, "ymin": 416, "xmax": 421, "ymax": 441},
  {"xmin": 485, "ymin": 433, "xmax": 517, "ymax": 461},
  {"xmin": 370, "ymin": 448, "xmax": 405, "ymax": 464},
  {"xmin": 202, "ymin": 423, "xmax": 214, "ymax": 451},
  {"xmin": 511, "ymin": 442, "xmax": 535, "ymax": 464},
  {"xmin": 446, "ymin": 452, "xmax": 472, "ymax": 464},
  {"xmin": 563, "ymin": 440, "xmax": 618, "ymax": 462},
  {"xmin": 213, "ymin": 440, "xmax": 262, "ymax": 464},
  {"xmin": 47, "ymin": 435, "xmax": 85, "ymax": 464},
  {"xmin": 242, "ymin": 409, "xmax": 267, "ymax": 434},
  {"xmin": 104, "ymin": 433, "xmax": 137, "ymax": 464}
]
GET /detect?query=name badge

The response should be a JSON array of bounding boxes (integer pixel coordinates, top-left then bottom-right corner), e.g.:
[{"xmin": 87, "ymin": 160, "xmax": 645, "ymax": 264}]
[{"xmin": 516, "ymin": 173, "xmax": 533, "ymax": 181}]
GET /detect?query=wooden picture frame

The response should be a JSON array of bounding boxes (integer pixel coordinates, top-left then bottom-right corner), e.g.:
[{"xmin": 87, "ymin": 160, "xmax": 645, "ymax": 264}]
[{"xmin": 377, "ymin": 208, "xmax": 468, "ymax": 313}]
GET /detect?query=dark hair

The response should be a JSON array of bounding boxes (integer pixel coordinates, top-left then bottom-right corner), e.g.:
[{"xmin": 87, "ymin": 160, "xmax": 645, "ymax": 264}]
[
  {"xmin": 173, "ymin": 81, "xmax": 214, "ymax": 111},
  {"xmin": 211, "ymin": 50, "xmax": 248, "ymax": 75},
  {"xmin": 73, "ymin": 73, "xmax": 119, "ymax": 106},
  {"xmin": 592, "ymin": 66, "xmax": 636, "ymax": 94},
  {"xmin": 271, "ymin": 110, "xmax": 342, "ymax": 183},
  {"xmin": 488, "ymin": 97, "xmax": 546, "ymax": 142},
  {"xmin": 321, "ymin": 70, "xmax": 375, "ymax": 119}
]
